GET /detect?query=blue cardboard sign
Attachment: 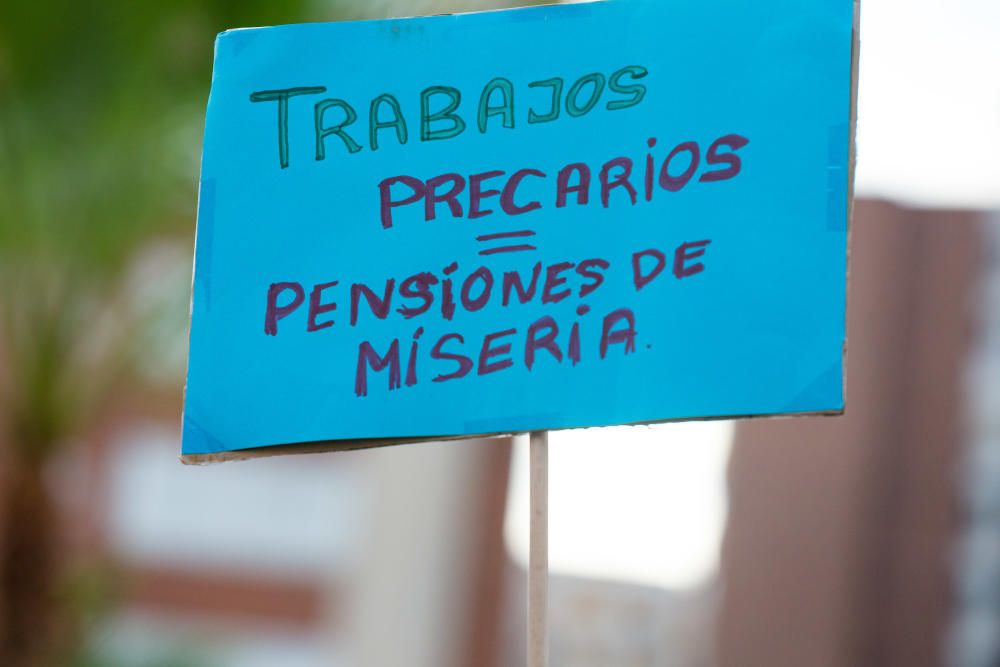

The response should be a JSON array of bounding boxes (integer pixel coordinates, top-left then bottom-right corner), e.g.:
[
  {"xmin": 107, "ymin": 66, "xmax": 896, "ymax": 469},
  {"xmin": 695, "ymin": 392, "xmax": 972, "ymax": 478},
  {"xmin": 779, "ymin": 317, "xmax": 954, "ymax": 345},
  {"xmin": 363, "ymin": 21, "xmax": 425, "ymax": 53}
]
[{"xmin": 182, "ymin": 0, "xmax": 854, "ymax": 460}]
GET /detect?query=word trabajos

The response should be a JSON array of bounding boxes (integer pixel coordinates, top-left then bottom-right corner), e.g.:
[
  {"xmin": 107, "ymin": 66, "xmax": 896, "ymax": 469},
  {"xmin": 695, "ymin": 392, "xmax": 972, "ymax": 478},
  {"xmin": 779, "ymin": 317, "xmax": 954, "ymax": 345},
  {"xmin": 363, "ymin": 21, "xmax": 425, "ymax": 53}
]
[{"xmin": 249, "ymin": 66, "xmax": 649, "ymax": 169}]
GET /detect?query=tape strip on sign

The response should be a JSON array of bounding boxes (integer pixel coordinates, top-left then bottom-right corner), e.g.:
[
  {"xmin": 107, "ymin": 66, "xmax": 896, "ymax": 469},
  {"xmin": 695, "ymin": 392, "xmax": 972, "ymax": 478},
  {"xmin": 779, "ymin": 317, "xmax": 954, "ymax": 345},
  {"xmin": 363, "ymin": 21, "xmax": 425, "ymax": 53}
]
[
  {"xmin": 181, "ymin": 0, "xmax": 856, "ymax": 462},
  {"xmin": 827, "ymin": 123, "xmax": 851, "ymax": 232}
]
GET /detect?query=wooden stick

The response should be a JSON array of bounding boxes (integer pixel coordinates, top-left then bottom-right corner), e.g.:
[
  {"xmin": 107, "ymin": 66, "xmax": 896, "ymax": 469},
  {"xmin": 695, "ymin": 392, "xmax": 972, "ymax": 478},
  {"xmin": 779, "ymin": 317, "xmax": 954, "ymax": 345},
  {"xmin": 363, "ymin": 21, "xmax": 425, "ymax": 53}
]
[{"xmin": 528, "ymin": 430, "xmax": 549, "ymax": 667}]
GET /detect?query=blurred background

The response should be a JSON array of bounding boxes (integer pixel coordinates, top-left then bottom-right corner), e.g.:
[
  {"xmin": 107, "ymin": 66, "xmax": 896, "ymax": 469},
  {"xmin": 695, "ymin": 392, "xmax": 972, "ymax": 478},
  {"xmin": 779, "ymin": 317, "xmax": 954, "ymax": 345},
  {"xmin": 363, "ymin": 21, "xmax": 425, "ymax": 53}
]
[{"xmin": 0, "ymin": 0, "xmax": 998, "ymax": 665}]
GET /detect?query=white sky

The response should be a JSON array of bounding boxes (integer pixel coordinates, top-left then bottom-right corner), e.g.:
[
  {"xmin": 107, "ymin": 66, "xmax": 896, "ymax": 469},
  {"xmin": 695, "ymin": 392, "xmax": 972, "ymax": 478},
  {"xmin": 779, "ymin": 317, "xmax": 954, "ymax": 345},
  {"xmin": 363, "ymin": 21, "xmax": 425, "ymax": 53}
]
[
  {"xmin": 505, "ymin": 422, "xmax": 733, "ymax": 590},
  {"xmin": 856, "ymin": 0, "xmax": 1000, "ymax": 208}
]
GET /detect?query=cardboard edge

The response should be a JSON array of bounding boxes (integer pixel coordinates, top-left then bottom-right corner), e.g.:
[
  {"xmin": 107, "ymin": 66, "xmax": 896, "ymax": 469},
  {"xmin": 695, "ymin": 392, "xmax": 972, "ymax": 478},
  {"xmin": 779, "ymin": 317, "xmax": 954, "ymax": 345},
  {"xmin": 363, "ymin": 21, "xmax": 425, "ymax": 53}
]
[
  {"xmin": 180, "ymin": 408, "xmax": 844, "ymax": 465},
  {"xmin": 842, "ymin": 0, "xmax": 861, "ymax": 415}
]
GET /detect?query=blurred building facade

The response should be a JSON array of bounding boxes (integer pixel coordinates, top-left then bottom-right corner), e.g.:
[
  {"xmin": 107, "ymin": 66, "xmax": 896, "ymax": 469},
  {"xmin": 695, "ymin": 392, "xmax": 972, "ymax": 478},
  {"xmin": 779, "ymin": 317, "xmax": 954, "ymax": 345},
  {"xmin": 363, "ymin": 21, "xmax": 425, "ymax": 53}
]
[
  {"xmin": 951, "ymin": 215, "xmax": 1000, "ymax": 667},
  {"xmin": 57, "ymin": 420, "xmax": 510, "ymax": 667},
  {"xmin": 718, "ymin": 200, "xmax": 987, "ymax": 667},
  {"xmin": 502, "ymin": 570, "xmax": 715, "ymax": 667}
]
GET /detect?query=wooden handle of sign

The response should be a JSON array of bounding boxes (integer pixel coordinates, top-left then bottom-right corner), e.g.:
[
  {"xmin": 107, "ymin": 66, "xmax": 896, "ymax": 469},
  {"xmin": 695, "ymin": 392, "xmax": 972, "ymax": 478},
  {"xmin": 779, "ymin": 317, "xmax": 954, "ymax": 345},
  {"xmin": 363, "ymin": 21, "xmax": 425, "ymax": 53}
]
[{"xmin": 528, "ymin": 430, "xmax": 549, "ymax": 667}]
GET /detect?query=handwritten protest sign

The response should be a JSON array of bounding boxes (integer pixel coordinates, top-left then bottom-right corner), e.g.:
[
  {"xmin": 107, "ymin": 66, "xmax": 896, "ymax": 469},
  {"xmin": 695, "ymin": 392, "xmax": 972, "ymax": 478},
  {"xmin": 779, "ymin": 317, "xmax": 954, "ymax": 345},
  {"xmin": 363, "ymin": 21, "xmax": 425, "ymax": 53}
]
[{"xmin": 181, "ymin": 0, "xmax": 855, "ymax": 462}]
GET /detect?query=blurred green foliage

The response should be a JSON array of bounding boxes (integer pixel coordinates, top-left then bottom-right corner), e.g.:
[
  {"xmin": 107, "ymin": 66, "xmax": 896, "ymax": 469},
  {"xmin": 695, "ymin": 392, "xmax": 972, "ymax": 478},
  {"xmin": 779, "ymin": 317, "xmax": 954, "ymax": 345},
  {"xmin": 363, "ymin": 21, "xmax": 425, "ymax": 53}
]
[
  {"xmin": 0, "ymin": 1, "xmax": 329, "ymax": 448},
  {"xmin": 0, "ymin": 3, "xmax": 321, "ymax": 664},
  {"xmin": 0, "ymin": 1, "xmax": 541, "ymax": 664}
]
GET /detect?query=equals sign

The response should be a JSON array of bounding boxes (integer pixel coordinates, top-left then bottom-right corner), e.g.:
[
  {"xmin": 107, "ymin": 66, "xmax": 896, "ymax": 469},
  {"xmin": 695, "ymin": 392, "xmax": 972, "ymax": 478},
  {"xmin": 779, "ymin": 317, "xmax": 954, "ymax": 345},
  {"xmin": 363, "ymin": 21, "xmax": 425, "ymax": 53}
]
[{"xmin": 476, "ymin": 230, "xmax": 538, "ymax": 256}]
